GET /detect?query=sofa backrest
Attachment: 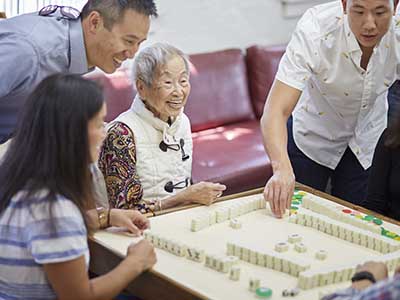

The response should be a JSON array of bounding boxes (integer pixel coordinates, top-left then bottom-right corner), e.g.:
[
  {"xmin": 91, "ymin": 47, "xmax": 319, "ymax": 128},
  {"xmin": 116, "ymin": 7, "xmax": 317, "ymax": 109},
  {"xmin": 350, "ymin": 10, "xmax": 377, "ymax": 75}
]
[
  {"xmin": 246, "ymin": 45, "xmax": 286, "ymax": 118},
  {"xmin": 85, "ymin": 70, "xmax": 135, "ymax": 122},
  {"xmin": 86, "ymin": 45, "xmax": 286, "ymax": 125},
  {"xmin": 186, "ymin": 49, "xmax": 255, "ymax": 132}
]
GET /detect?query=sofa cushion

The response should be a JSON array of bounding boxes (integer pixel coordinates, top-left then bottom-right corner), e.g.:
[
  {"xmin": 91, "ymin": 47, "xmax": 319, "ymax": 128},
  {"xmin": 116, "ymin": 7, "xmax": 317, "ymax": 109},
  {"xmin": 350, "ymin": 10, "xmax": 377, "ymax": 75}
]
[
  {"xmin": 186, "ymin": 49, "xmax": 255, "ymax": 132},
  {"xmin": 191, "ymin": 120, "xmax": 272, "ymax": 195},
  {"xmin": 246, "ymin": 45, "xmax": 286, "ymax": 118},
  {"xmin": 85, "ymin": 70, "xmax": 135, "ymax": 122}
]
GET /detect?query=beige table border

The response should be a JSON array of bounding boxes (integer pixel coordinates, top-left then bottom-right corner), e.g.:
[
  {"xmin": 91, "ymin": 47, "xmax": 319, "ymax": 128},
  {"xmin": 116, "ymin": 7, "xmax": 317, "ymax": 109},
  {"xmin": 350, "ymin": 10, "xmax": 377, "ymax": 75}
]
[{"xmin": 89, "ymin": 183, "xmax": 400, "ymax": 300}]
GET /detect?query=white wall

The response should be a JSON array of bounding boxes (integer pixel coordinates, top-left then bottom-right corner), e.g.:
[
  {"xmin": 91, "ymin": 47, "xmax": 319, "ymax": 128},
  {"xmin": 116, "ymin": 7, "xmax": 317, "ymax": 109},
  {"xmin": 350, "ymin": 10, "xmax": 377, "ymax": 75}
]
[
  {"xmin": 1, "ymin": 0, "xmax": 330, "ymax": 54},
  {"xmin": 146, "ymin": 0, "xmax": 325, "ymax": 54}
]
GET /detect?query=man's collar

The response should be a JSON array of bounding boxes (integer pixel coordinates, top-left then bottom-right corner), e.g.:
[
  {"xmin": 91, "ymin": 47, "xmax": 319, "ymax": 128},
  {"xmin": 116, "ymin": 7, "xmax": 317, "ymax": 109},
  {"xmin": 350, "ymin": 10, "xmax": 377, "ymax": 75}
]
[{"xmin": 69, "ymin": 17, "xmax": 90, "ymax": 74}]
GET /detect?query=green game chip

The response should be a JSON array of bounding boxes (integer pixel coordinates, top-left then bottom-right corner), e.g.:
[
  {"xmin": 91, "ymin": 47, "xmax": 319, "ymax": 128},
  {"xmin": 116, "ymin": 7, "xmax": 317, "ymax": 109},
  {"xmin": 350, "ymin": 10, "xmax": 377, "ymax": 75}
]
[
  {"xmin": 292, "ymin": 201, "xmax": 300, "ymax": 205},
  {"xmin": 256, "ymin": 287, "xmax": 272, "ymax": 298},
  {"xmin": 363, "ymin": 215, "xmax": 374, "ymax": 221},
  {"xmin": 291, "ymin": 206, "xmax": 299, "ymax": 210},
  {"xmin": 386, "ymin": 232, "xmax": 397, "ymax": 238},
  {"xmin": 373, "ymin": 218, "xmax": 383, "ymax": 225},
  {"xmin": 294, "ymin": 195, "xmax": 303, "ymax": 200}
]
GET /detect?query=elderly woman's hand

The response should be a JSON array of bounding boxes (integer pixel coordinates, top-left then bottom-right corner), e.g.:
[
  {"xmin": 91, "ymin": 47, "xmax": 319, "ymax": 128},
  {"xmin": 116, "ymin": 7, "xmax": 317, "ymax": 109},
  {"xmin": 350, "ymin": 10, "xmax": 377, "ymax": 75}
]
[{"xmin": 182, "ymin": 182, "xmax": 227, "ymax": 206}]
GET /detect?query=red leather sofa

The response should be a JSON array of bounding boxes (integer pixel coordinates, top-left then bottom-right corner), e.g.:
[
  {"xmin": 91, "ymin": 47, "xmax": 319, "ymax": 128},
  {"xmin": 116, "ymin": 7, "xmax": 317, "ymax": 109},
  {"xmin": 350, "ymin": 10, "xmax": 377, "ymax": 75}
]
[{"xmin": 87, "ymin": 45, "xmax": 286, "ymax": 195}]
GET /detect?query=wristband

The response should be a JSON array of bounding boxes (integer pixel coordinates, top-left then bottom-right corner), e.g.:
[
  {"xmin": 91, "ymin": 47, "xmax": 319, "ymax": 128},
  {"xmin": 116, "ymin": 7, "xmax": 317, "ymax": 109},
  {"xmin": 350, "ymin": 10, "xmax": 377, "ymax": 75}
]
[
  {"xmin": 351, "ymin": 271, "xmax": 376, "ymax": 284},
  {"xmin": 96, "ymin": 207, "xmax": 108, "ymax": 229}
]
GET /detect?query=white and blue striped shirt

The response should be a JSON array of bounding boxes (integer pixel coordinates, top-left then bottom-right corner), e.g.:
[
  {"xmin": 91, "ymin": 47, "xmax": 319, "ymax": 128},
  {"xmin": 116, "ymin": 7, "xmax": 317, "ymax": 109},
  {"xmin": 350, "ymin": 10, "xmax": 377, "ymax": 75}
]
[{"xmin": 0, "ymin": 190, "xmax": 89, "ymax": 300}]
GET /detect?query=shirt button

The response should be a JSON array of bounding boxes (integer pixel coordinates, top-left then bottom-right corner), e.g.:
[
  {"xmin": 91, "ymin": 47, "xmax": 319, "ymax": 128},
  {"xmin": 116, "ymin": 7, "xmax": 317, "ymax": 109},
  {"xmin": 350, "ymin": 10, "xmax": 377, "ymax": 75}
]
[{"xmin": 362, "ymin": 104, "xmax": 368, "ymax": 109}]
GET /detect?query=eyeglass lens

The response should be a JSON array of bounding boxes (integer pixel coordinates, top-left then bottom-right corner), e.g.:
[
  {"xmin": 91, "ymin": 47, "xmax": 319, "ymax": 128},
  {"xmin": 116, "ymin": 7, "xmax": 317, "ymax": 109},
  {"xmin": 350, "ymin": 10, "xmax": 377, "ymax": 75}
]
[{"xmin": 39, "ymin": 5, "xmax": 80, "ymax": 20}]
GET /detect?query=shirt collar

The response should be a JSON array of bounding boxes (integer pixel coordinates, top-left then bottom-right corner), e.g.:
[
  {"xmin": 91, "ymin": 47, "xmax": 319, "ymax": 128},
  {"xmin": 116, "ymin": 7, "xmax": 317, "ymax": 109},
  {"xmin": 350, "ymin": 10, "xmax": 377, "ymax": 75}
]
[{"xmin": 69, "ymin": 17, "xmax": 90, "ymax": 74}]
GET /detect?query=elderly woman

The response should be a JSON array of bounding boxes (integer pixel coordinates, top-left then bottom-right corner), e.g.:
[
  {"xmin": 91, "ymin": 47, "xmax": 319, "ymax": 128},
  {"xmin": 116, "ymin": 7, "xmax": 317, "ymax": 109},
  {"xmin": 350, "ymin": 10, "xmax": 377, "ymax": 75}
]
[{"xmin": 99, "ymin": 43, "xmax": 226, "ymax": 213}]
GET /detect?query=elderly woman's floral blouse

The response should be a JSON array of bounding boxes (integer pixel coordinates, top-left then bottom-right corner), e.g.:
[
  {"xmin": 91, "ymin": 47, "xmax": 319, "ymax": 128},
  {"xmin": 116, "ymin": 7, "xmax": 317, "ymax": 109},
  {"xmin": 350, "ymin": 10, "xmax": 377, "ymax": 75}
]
[{"xmin": 98, "ymin": 122, "xmax": 156, "ymax": 214}]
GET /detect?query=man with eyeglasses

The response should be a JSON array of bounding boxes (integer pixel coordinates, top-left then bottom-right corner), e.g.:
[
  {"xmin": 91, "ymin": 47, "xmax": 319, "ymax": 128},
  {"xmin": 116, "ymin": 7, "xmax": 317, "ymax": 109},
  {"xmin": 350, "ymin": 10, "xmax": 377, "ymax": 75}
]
[{"xmin": 0, "ymin": 0, "xmax": 158, "ymax": 144}]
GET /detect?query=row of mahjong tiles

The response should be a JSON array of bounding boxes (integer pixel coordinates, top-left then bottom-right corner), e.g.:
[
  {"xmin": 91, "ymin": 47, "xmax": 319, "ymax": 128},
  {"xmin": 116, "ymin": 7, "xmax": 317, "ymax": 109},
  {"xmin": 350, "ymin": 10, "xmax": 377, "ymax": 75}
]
[{"xmin": 92, "ymin": 190, "xmax": 400, "ymax": 300}]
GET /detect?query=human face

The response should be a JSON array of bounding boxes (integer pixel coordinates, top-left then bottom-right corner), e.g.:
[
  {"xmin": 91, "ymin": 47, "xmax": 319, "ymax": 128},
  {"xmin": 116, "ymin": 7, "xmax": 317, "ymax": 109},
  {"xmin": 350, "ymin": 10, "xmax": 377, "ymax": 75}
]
[
  {"xmin": 88, "ymin": 103, "xmax": 107, "ymax": 163},
  {"xmin": 342, "ymin": 0, "xmax": 396, "ymax": 52},
  {"xmin": 87, "ymin": 9, "xmax": 150, "ymax": 73},
  {"xmin": 140, "ymin": 56, "xmax": 191, "ymax": 122}
]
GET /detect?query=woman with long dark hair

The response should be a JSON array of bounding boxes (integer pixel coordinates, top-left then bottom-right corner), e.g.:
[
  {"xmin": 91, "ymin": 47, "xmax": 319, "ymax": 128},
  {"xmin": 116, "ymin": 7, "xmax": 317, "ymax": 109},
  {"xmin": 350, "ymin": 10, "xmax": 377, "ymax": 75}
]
[
  {"xmin": 0, "ymin": 74, "xmax": 156, "ymax": 300},
  {"xmin": 363, "ymin": 109, "xmax": 400, "ymax": 220}
]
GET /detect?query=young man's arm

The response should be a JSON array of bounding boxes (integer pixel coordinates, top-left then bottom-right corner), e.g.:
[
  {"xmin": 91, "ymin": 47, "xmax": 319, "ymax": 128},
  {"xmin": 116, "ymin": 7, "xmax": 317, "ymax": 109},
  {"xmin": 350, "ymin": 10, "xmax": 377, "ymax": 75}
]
[{"xmin": 260, "ymin": 79, "xmax": 301, "ymax": 218}]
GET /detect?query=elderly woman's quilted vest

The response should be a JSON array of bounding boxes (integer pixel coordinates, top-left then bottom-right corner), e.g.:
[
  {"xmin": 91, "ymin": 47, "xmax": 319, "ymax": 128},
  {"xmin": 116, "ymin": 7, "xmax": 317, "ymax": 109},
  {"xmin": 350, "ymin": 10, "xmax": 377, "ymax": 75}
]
[{"xmin": 110, "ymin": 96, "xmax": 193, "ymax": 202}]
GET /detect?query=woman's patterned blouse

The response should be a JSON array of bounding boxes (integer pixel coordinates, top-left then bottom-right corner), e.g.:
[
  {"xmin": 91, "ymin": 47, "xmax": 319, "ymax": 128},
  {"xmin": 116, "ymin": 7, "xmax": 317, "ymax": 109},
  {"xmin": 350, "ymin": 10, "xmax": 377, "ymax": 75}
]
[{"xmin": 98, "ymin": 122, "xmax": 156, "ymax": 214}]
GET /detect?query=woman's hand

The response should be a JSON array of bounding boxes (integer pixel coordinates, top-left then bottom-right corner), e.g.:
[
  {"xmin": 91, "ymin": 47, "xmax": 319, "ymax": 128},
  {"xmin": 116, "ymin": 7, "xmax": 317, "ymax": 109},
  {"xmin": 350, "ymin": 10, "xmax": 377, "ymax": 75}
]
[
  {"xmin": 44, "ymin": 239, "xmax": 157, "ymax": 300},
  {"xmin": 109, "ymin": 209, "xmax": 150, "ymax": 236},
  {"xmin": 182, "ymin": 181, "xmax": 226, "ymax": 205},
  {"xmin": 126, "ymin": 239, "xmax": 157, "ymax": 272}
]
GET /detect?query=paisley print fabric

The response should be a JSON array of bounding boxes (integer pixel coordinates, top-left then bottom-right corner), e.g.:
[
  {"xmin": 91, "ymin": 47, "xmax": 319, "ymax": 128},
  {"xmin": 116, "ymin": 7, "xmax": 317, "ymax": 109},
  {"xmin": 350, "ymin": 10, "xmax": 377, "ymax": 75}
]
[{"xmin": 98, "ymin": 122, "xmax": 156, "ymax": 214}]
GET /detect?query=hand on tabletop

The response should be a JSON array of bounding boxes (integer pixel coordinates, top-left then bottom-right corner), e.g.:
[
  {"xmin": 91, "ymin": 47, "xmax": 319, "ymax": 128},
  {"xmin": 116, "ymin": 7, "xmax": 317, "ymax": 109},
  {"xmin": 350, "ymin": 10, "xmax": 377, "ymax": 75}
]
[
  {"xmin": 183, "ymin": 181, "xmax": 226, "ymax": 206},
  {"xmin": 263, "ymin": 168, "xmax": 295, "ymax": 218},
  {"xmin": 356, "ymin": 261, "xmax": 388, "ymax": 282},
  {"xmin": 126, "ymin": 239, "xmax": 157, "ymax": 272},
  {"xmin": 110, "ymin": 209, "xmax": 150, "ymax": 236}
]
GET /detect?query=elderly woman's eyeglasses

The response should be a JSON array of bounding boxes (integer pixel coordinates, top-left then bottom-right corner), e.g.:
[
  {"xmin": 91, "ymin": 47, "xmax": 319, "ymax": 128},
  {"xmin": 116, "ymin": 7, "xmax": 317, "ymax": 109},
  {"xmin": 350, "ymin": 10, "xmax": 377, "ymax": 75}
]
[
  {"xmin": 39, "ymin": 5, "xmax": 80, "ymax": 20},
  {"xmin": 159, "ymin": 138, "xmax": 190, "ymax": 161}
]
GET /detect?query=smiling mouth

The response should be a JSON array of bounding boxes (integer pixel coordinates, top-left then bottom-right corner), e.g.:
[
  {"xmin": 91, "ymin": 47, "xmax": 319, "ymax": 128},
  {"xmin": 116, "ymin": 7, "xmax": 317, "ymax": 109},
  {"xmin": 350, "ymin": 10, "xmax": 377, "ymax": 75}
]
[
  {"xmin": 361, "ymin": 34, "xmax": 377, "ymax": 40},
  {"xmin": 113, "ymin": 57, "xmax": 123, "ymax": 68},
  {"xmin": 167, "ymin": 101, "xmax": 183, "ymax": 109}
]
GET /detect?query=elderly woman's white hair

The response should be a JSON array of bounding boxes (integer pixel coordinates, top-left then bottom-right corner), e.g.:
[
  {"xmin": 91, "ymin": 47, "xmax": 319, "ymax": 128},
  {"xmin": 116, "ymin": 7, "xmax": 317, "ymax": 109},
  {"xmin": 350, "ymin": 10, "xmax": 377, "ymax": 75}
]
[{"xmin": 132, "ymin": 42, "xmax": 190, "ymax": 87}]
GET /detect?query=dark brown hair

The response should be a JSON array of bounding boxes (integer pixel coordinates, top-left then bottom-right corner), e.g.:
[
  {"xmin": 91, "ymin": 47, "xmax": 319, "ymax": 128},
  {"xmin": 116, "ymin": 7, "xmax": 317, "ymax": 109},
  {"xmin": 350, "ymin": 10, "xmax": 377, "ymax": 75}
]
[
  {"xmin": 0, "ymin": 74, "xmax": 104, "ymax": 217},
  {"xmin": 81, "ymin": 0, "xmax": 157, "ymax": 30}
]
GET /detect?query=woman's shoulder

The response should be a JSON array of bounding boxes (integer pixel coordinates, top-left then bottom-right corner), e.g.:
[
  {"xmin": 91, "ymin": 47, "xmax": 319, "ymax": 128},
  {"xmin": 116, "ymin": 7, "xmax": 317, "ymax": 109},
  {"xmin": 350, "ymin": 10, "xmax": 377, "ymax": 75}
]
[
  {"xmin": 102, "ymin": 121, "xmax": 136, "ymax": 156},
  {"xmin": 106, "ymin": 121, "xmax": 135, "ymax": 140},
  {"xmin": 2, "ymin": 190, "xmax": 86, "ymax": 243},
  {"xmin": 180, "ymin": 112, "xmax": 192, "ymax": 130},
  {"xmin": 9, "ymin": 190, "xmax": 83, "ymax": 221}
]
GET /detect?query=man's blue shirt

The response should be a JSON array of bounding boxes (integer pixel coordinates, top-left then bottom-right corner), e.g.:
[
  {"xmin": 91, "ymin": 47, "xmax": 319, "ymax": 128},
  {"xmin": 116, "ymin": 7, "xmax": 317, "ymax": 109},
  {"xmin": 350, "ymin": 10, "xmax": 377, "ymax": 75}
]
[{"xmin": 0, "ymin": 11, "xmax": 90, "ymax": 142}]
